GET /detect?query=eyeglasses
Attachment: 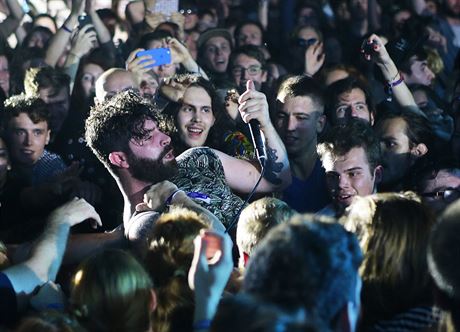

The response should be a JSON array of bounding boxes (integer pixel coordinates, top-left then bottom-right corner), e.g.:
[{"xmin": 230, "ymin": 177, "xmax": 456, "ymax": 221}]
[
  {"xmin": 421, "ymin": 187, "xmax": 460, "ymax": 202},
  {"xmin": 232, "ymin": 65, "xmax": 262, "ymax": 76},
  {"xmin": 179, "ymin": 8, "xmax": 198, "ymax": 15},
  {"xmin": 294, "ymin": 38, "xmax": 318, "ymax": 49}
]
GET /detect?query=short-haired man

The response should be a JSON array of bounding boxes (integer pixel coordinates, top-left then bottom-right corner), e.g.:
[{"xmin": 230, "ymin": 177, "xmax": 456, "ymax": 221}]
[
  {"xmin": 275, "ymin": 75, "xmax": 330, "ymax": 213},
  {"xmin": 400, "ymin": 48, "xmax": 435, "ymax": 87},
  {"xmin": 244, "ymin": 215, "xmax": 363, "ymax": 332},
  {"xmin": 416, "ymin": 158, "xmax": 460, "ymax": 216},
  {"xmin": 3, "ymin": 94, "xmax": 65, "ymax": 185},
  {"xmin": 325, "ymin": 77, "xmax": 376, "ymax": 126},
  {"xmin": 24, "ymin": 67, "xmax": 71, "ymax": 138},
  {"xmin": 229, "ymin": 45, "xmax": 267, "ymax": 93},
  {"xmin": 236, "ymin": 197, "xmax": 295, "ymax": 268},
  {"xmin": 317, "ymin": 119, "xmax": 382, "ymax": 217},
  {"xmin": 85, "ymin": 85, "xmax": 290, "ymax": 229},
  {"xmin": 374, "ymin": 107, "xmax": 434, "ymax": 192},
  {"xmin": 94, "ymin": 68, "xmax": 140, "ymax": 103}
]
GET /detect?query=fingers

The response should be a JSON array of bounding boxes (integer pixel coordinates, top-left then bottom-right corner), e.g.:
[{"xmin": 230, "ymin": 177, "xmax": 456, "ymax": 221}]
[
  {"xmin": 127, "ymin": 48, "xmax": 144, "ymax": 63},
  {"xmin": 135, "ymin": 202, "xmax": 151, "ymax": 212},
  {"xmin": 246, "ymin": 80, "xmax": 255, "ymax": 91}
]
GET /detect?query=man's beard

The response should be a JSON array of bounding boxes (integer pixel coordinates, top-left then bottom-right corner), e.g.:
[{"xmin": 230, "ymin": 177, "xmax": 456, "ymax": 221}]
[{"xmin": 127, "ymin": 148, "xmax": 178, "ymax": 184}]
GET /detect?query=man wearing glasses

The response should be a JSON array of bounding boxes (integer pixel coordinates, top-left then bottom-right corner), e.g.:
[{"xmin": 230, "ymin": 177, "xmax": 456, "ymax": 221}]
[
  {"xmin": 417, "ymin": 159, "xmax": 460, "ymax": 216},
  {"xmin": 228, "ymin": 45, "xmax": 267, "ymax": 94}
]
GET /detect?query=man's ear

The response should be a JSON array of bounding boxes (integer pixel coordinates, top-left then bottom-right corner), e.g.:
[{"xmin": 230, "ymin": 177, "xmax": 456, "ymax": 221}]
[
  {"xmin": 317, "ymin": 114, "xmax": 326, "ymax": 133},
  {"xmin": 108, "ymin": 151, "xmax": 130, "ymax": 168},
  {"xmin": 373, "ymin": 165, "xmax": 383, "ymax": 185},
  {"xmin": 410, "ymin": 143, "xmax": 428, "ymax": 158},
  {"xmin": 45, "ymin": 129, "xmax": 51, "ymax": 145},
  {"xmin": 150, "ymin": 289, "xmax": 157, "ymax": 313},
  {"xmin": 369, "ymin": 112, "xmax": 375, "ymax": 126},
  {"xmin": 261, "ymin": 70, "xmax": 268, "ymax": 83}
]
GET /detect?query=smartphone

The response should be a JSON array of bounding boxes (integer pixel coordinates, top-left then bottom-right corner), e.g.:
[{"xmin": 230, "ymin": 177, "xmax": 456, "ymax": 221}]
[
  {"xmin": 153, "ymin": 0, "xmax": 179, "ymax": 17},
  {"xmin": 78, "ymin": 14, "xmax": 93, "ymax": 29},
  {"xmin": 136, "ymin": 48, "xmax": 172, "ymax": 67},
  {"xmin": 203, "ymin": 232, "xmax": 222, "ymax": 265}
]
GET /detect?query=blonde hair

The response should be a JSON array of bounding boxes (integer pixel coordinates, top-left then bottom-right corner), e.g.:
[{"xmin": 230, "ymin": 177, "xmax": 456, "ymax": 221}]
[
  {"xmin": 237, "ymin": 197, "xmax": 294, "ymax": 260},
  {"xmin": 70, "ymin": 249, "xmax": 153, "ymax": 332}
]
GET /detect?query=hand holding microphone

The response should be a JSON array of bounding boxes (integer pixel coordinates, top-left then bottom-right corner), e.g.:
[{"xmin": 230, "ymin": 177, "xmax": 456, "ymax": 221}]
[{"xmin": 238, "ymin": 80, "xmax": 269, "ymax": 167}]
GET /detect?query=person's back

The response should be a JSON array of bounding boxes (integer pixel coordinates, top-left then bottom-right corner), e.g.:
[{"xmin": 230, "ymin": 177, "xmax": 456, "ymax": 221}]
[{"xmin": 243, "ymin": 215, "xmax": 362, "ymax": 332}]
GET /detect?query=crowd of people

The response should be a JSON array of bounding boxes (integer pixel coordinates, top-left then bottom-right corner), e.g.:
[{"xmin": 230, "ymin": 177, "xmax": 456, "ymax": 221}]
[{"xmin": 1, "ymin": 0, "xmax": 460, "ymax": 331}]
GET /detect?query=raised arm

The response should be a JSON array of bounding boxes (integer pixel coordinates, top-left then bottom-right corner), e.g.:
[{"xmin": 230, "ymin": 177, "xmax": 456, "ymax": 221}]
[
  {"xmin": 86, "ymin": 0, "xmax": 111, "ymax": 44},
  {"xmin": 214, "ymin": 80, "xmax": 291, "ymax": 194},
  {"xmin": 363, "ymin": 34, "xmax": 425, "ymax": 116},
  {"xmin": 0, "ymin": 0, "xmax": 25, "ymax": 40},
  {"xmin": 45, "ymin": 0, "xmax": 85, "ymax": 67},
  {"xmin": 2, "ymin": 198, "xmax": 101, "ymax": 296}
]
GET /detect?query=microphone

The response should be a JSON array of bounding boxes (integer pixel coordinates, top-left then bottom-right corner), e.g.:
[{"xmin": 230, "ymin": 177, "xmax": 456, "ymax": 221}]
[{"xmin": 248, "ymin": 119, "xmax": 267, "ymax": 168}]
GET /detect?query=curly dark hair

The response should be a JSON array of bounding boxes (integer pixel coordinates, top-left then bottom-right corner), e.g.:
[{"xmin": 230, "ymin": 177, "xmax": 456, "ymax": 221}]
[
  {"xmin": 2, "ymin": 94, "xmax": 50, "ymax": 127},
  {"xmin": 85, "ymin": 90, "xmax": 169, "ymax": 172},
  {"xmin": 317, "ymin": 118, "xmax": 381, "ymax": 171},
  {"xmin": 243, "ymin": 215, "xmax": 362, "ymax": 326}
]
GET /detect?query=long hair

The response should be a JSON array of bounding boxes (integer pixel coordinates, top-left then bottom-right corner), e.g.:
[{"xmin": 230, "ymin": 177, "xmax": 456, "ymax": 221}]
[
  {"xmin": 70, "ymin": 249, "xmax": 153, "ymax": 332},
  {"xmin": 342, "ymin": 192, "xmax": 436, "ymax": 328}
]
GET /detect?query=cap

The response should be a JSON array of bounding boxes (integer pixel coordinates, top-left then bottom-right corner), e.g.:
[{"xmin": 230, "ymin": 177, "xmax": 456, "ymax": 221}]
[{"xmin": 197, "ymin": 28, "xmax": 233, "ymax": 50}]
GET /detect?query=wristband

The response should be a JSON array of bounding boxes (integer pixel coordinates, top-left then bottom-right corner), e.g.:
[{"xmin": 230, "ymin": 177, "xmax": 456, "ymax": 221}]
[
  {"xmin": 193, "ymin": 319, "xmax": 212, "ymax": 330},
  {"xmin": 165, "ymin": 190, "xmax": 181, "ymax": 206},
  {"xmin": 187, "ymin": 192, "xmax": 211, "ymax": 204},
  {"xmin": 62, "ymin": 24, "xmax": 72, "ymax": 33},
  {"xmin": 384, "ymin": 72, "xmax": 404, "ymax": 102}
]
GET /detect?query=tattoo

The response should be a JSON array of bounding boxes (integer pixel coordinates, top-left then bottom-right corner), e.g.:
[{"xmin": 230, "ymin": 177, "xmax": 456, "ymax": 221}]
[{"xmin": 263, "ymin": 147, "xmax": 283, "ymax": 185}]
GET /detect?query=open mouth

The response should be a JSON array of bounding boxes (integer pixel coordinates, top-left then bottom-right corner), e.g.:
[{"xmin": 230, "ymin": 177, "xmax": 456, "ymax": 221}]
[
  {"xmin": 187, "ymin": 126, "xmax": 204, "ymax": 136},
  {"xmin": 20, "ymin": 149, "xmax": 34, "ymax": 155},
  {"xmin": 162, "ymin": 148, "xmax": 175, "ymax": 161},
  {"xmin": 336, "ymin": 193, "xmax": 353, "ymax": 203}
]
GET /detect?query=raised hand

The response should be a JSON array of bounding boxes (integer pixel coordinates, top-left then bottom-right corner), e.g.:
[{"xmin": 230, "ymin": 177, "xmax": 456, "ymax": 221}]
[
  {"xmin": 48, "ymin": 197, "xmax": 102, "ymax": 229},
  {"xmin": 238, "ymin": 80, "xmax": 271, "ymax": 129},
  {"xmin": 70, "ymin": 24, "xmax": 97, "ymax": 58},
  {"xmin": 188, "ymin": 230, "xmax": 233, "ymax": 321},
  {"xmin": 304, "ymin": 41, "xmax": 325, "ymax": 77}
]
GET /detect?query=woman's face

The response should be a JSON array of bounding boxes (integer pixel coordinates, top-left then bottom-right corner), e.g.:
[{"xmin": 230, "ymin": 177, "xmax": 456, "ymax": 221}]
[
  {"xmin": 177, "ymin": 86, "xmax": 215, "ymax": 148},
  {"xmin": 81, "ymin": 63, "xmax": 104, "ymax": 99},
  {"xmin": 0, "ymin": 56, "xmax": 9, "ymax": 96}
]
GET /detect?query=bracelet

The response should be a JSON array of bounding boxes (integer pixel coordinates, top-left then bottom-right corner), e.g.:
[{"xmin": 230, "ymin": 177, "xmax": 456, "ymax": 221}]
[
  {"xmin": 62, "ymin": 24, "xmax": 72, "ymax": 33},
  {"xmin": 387, "ymin": 71, "xmax": 404, "ymax": 87},
  {"xmin": 193, "ymin": 319, "xmax": 212, "ymax": 330},
  {"xmin": 165, "ymin": 190, "xmax": 181, "ymax": 206},
  {"xmin": 384, "ymin": 72, "xmax": 404, "ymax": 102}
]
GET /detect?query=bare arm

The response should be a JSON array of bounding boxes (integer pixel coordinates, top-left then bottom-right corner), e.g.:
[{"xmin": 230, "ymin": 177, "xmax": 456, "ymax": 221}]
[
  {"xmin": 139, "ymin": 181, "xmax": 226, "ymax": 233},
  {"xmin": 86, "ymin": 0, "xmax": 111, "ymax": 44},
  {"xmin": 5, "ymin": 0, "xmax": 24, "ymax": 20},
  {"xmin": 2, "ymin": 199, "xmax": 101, "ymax": 295},
  {"xmin": 258, "ymin": 0, "xmax": 269, "ymax": 30},
  {"xmin": 45, "ymin": 0, "xmax": 84, "ymax": 67},
  {"xmin": 364, "ymin": 34, "xmax": 425, "ymax": 116},
  {"xmin": 214, "ymin": 80, "xmax": 291, "ymax": 194}
]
